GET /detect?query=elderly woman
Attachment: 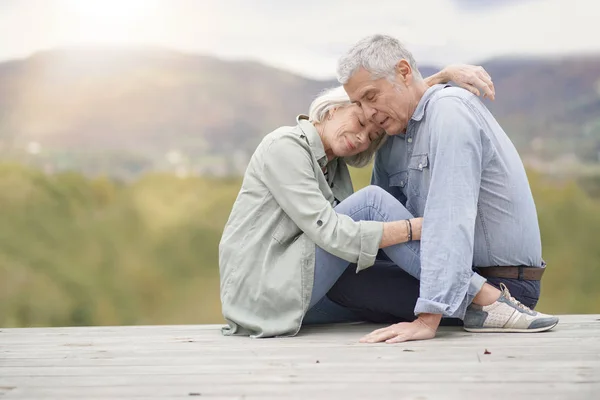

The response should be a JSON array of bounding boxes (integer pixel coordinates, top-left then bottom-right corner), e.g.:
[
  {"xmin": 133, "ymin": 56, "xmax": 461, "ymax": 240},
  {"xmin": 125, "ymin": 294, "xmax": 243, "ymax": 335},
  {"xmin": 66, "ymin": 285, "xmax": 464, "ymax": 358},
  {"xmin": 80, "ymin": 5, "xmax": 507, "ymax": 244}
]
[{"xmin": 219, "ymin": 66, "xmax": 495, "ymax": 338}]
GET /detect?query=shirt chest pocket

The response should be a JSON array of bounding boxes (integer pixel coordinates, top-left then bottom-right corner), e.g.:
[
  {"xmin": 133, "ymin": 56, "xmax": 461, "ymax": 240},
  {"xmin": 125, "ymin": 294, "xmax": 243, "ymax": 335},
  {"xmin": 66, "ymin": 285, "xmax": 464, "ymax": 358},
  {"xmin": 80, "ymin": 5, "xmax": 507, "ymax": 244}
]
[
  {"xmin": 407, "ymin": 153, "xmax": 431, "ymax": 199},
  {"xmin": 389, "ymin": 170, "xmax": 408, "ymax": 191}
]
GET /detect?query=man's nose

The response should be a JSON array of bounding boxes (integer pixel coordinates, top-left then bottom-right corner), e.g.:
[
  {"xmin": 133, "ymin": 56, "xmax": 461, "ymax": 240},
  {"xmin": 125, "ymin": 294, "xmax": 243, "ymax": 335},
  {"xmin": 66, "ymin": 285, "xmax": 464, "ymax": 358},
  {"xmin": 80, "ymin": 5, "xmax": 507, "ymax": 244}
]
[{"xmin": 363, "ymin": 104, "xmax": 377, "ymax": 121}]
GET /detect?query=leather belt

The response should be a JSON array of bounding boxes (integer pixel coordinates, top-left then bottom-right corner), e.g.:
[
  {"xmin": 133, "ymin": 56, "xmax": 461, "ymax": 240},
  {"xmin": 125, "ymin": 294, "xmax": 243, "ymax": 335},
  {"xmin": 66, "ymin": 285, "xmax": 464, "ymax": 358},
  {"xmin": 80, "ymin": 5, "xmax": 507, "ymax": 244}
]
[{"xmin": 474, "ymin": 266, "xmax": 545, "ymax": 281}]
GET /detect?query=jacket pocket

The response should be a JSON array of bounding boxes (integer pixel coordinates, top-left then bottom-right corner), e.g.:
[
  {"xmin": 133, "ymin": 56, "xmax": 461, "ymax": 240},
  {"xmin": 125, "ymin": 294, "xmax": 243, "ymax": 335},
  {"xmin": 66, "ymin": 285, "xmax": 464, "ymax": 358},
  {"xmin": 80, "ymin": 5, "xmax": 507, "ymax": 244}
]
[{"xmin": 272, "ymin": 214, "xmax": 302, "ymax": 245}]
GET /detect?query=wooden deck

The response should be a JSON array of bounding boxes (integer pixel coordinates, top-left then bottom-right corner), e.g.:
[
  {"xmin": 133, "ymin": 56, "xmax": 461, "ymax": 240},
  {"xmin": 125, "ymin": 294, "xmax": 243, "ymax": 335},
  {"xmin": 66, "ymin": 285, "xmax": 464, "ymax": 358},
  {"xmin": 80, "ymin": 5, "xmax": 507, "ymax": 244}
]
[{"xmin": 1, "ymin": 314, "xmax": 598, "ymax": 400}]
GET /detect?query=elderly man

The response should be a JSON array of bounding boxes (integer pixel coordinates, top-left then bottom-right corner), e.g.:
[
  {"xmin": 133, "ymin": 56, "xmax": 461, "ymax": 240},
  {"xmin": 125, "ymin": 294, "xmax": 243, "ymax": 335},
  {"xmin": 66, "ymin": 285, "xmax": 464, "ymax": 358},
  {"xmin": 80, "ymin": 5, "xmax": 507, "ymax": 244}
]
[{"xmin": 330, "ymin": 34, "xmax": 558, "ymax": 343}]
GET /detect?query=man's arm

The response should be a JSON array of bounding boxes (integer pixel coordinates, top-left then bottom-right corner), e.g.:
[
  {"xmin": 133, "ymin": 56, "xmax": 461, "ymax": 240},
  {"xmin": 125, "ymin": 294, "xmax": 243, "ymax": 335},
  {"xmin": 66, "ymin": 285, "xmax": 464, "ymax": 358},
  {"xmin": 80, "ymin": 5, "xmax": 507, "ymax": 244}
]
[
  {"xmin": 424, "ymin": 65, "xmax": 495, "ymax": 100},
  {"xmin": 415, "ymin": 97, "xmax": 488, "ymax": 319},
  {"xmin": 359, "ymin": 96, "xmax": 488, "ymax": 344}
]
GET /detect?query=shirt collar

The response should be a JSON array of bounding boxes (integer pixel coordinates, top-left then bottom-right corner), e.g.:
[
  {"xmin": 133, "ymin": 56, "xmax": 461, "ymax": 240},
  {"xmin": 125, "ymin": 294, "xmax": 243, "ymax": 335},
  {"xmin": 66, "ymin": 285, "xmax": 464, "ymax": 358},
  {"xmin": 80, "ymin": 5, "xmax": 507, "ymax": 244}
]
[
  {"xmin": 296, "ymin": 114, "xmax": 328, "ymax": 168},
  {"xmin": 410, "ymin": 84, "xmax": 450, "ymax": 122}
]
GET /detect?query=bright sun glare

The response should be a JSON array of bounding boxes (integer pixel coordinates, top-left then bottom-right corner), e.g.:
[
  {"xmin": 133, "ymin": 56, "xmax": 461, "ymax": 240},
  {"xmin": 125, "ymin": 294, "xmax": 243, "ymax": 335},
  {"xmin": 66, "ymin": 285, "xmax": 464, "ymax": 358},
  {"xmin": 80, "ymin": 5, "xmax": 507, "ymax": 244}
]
[{"xmin": 59, "ymin": 0, "xmax": 162, "ymax": 45}]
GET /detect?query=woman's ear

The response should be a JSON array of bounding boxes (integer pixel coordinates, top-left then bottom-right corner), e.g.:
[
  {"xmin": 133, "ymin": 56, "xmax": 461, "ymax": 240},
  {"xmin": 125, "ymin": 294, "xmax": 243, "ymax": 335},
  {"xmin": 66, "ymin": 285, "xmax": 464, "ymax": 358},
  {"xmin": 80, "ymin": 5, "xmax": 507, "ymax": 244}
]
[{"xmin": 327, "ymin": 107, "xmax": 338, "ymax": 120}]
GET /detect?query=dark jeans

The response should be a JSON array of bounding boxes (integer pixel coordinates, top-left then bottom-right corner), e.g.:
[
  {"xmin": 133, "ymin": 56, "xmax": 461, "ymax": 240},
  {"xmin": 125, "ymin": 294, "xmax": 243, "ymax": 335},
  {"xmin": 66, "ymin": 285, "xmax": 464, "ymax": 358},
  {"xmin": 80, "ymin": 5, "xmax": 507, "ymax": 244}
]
[{"xmin": 323, "ymin": 257, "xmax": 541, "ymax": 326}]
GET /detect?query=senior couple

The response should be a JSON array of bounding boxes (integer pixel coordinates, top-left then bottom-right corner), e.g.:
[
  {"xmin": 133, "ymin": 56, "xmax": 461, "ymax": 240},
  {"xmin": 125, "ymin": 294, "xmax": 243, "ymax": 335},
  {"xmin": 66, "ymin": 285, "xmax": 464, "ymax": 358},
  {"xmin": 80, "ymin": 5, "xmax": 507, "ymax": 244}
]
[{"xmin": 219, "ymin": 34, "xmax": 558, "ymax": 343}]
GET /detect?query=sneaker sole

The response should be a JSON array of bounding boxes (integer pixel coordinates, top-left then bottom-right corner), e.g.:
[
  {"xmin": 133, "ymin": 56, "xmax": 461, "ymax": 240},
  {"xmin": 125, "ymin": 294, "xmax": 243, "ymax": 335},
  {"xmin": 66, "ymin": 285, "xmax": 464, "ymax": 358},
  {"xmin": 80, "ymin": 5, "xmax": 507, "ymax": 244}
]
[{"xmin": 463, "ymin": 321, "xmax": 559, "ymax": 333}]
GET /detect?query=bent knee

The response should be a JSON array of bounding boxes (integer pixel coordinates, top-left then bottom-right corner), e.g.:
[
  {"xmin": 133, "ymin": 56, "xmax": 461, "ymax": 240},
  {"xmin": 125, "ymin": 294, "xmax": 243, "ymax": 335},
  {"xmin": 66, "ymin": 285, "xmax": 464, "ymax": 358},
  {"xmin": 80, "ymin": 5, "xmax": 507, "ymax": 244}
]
[{"xmin": 356, "ymin": 185, "xmax": 388, "ymax": 199}]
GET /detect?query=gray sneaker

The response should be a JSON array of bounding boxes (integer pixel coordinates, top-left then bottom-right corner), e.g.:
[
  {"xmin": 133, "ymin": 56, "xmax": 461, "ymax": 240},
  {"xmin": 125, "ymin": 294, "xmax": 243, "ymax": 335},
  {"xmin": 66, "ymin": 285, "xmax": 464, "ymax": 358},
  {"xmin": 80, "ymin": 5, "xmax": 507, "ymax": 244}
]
[{"xmin": 463, "ymin": 283, "xmax": 559, "ymax": 333}]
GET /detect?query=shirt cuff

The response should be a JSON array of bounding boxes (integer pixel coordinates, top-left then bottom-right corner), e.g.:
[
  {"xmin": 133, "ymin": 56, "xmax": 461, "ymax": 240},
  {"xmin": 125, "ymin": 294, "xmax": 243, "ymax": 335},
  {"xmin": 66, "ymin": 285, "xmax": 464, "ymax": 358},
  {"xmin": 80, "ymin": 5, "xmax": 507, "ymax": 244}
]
[
  {"xmin": 414, "ymin": 272, "xmax": 488, "ymax": 318},
  {"xmin": 414, "ymin": 298, "xmax": 449, "ymax": 316},
  {"xmin": 355, "ymin": 220, "xmax": 384, "ymax": 272}
]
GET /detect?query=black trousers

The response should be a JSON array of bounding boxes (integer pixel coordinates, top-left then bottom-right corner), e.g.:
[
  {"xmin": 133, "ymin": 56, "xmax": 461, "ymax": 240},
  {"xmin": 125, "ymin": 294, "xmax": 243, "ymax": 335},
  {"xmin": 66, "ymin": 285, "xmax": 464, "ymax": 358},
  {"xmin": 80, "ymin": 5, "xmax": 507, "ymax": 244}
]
[{"xmin": 326, "ymin": 258, "xmax": 541, "ymax": 325}]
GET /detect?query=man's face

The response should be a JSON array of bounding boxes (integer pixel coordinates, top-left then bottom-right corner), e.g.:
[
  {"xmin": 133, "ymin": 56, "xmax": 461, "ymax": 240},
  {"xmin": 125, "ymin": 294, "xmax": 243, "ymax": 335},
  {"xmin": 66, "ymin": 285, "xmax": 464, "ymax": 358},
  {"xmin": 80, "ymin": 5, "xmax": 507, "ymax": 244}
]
[{"xmin": 343, "ymin": 64, "xmax": 415, "ymax": 136}]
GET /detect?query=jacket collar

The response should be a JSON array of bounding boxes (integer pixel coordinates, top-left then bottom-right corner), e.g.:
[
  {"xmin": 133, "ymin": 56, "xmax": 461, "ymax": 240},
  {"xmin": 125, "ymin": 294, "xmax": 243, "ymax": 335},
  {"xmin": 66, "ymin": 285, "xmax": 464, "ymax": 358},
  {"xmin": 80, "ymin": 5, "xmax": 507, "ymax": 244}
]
[{"xmin": 296, "ymin": 114, "xmax": 328, "ymax": 168}]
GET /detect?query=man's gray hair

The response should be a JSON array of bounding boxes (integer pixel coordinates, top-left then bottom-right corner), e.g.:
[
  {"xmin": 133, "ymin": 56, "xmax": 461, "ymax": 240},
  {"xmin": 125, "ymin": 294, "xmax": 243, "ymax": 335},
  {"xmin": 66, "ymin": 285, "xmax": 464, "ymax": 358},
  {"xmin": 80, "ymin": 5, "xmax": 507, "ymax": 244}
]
[
  {"xmin": 336, "ymin": 34, "xmax": 423, "ymax": 84},
  {"xmin": 308, "ymin": 86, "xmax": 386, "ymax": 168}
]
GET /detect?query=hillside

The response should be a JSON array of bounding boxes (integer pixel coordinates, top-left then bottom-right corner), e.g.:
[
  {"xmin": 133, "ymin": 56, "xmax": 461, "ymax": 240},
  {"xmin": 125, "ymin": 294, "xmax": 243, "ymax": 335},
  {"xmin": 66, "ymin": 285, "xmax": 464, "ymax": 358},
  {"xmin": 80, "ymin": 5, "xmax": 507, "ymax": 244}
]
[{"xmin": 0, "ymin": 48, "xmax": 599, "ymax": 177}]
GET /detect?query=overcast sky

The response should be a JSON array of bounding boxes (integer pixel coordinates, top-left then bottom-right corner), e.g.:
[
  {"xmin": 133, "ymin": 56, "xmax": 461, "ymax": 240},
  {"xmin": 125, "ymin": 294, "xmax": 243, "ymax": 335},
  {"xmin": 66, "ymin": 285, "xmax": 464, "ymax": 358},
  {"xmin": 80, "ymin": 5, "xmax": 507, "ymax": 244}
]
[{"xmin": 0, "ymin": 0, "xmax": 598, "ymax": 79}]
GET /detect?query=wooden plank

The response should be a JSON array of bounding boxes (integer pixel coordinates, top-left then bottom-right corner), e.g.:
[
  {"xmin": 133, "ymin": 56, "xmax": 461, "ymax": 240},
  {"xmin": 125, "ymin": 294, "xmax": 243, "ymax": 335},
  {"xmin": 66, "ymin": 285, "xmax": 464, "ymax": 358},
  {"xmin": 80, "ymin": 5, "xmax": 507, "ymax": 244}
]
[
  {"xmin": 1, "ymin": 351, "xmax": 598, "ymax": 366},
  {"xmin": 0, "ymin": 314, "xmax": 595, "ymax": 337},
  {"xmin": 0, "ymin": 315, "xmax": 598, "ymax": 400},
  {"xmin": 2, "ymin": 382, "xmax": 598, "ymax": 400}
]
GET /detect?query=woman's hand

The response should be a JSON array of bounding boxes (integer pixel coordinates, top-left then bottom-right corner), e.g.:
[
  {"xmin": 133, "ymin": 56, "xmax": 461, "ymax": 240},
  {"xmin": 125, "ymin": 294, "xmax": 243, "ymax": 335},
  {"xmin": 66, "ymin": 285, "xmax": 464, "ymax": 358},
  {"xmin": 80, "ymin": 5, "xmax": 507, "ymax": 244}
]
[
  {"xmin": 427, "ymin": 64, "xmax": 495, "ymax": 100},
  {"xmin": 359, "ymin": 313, "xmax": 441, "ymax": 344}
]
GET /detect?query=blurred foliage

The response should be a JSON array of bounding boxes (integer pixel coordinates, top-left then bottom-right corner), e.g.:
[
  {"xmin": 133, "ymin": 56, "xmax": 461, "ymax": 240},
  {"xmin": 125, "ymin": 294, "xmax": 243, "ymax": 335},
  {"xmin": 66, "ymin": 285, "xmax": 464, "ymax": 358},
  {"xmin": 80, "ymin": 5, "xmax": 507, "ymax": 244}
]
[
  {"xmin": 0, "ymin": 163, "xmax": 241, "ymax": 327},
  {"xmin": 1, "ymin": 163, "xmax": 599, "ymax": 328}
]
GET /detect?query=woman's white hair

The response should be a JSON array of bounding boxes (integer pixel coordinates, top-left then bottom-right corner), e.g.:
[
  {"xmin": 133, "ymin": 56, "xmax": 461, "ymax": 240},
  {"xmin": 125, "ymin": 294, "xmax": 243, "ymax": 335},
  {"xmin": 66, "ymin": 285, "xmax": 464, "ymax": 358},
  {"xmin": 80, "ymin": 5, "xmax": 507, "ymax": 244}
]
[
  {"xmin": 308, "ymin": 86, "xmax": 387, "ymax": 168},
  {"xmin": 336, "ymin": 34, "xmax": 423, "ymax": 84}
]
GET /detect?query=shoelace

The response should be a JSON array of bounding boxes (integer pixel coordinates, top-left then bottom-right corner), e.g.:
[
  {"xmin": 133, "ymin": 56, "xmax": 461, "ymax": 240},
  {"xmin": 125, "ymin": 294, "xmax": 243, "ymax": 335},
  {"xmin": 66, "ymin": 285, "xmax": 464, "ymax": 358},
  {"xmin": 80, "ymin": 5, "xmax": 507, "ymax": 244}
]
[{"xmin": 499, "ymin": 283, "xmax": 533, "ymax": 312}]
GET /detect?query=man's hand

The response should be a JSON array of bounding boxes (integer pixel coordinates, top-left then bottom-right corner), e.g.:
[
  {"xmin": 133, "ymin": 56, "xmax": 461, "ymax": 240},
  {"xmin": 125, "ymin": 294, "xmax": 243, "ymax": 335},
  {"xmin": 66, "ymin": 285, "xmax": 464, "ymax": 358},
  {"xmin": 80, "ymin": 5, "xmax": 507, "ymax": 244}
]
[
  {"xmin": 359, "ymin": 314, "xmax": 441, "ymax": 344},
  {"xmin": 428, "ymin": 64, "xmax": 495, "ymax": 100}
]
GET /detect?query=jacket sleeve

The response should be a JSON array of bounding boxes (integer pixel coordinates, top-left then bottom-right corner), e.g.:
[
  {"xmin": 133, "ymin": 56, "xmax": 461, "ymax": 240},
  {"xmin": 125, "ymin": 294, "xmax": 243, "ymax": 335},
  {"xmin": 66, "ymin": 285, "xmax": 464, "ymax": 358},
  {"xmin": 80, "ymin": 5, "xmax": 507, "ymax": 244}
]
[{"xmin": 262, "ymin": 136, "xmax": 383, "ymax": 270}]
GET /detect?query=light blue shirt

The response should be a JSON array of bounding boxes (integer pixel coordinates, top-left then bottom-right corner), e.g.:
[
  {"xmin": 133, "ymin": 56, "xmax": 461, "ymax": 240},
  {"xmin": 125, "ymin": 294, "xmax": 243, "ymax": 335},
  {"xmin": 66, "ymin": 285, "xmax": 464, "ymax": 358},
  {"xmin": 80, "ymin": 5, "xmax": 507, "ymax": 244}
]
[{"xmin": 372, "ymin": 84, "xmax": 543, "ymax": 318}]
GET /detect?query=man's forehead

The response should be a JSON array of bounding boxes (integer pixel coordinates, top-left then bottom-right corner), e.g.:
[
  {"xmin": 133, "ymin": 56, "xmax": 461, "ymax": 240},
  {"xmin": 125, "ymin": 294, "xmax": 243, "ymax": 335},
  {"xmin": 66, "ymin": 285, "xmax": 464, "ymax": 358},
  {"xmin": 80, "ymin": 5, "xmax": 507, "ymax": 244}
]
[
  {"xmin": 345, "ymin": 69, "xmax": 370, "ymax": 88},
  {"xmin": 345, "ymin": 70, "xmax": 377, "ymax": 100}
]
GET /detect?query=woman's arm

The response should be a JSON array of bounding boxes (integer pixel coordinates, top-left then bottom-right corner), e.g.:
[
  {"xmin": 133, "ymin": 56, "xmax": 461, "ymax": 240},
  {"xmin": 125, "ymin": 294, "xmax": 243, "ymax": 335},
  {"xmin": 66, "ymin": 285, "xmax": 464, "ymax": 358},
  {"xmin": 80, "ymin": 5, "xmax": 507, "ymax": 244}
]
[
  {"xmin": 425, "ymin": 64, "xmax": 495, "ymax": 100},
  {"xmin": 381, "ymin": 218, "xmax": 422, "ymax": 248},
  {"xmin": 262, "ymin": 135, "xmax": 419, "ymax": 270}
]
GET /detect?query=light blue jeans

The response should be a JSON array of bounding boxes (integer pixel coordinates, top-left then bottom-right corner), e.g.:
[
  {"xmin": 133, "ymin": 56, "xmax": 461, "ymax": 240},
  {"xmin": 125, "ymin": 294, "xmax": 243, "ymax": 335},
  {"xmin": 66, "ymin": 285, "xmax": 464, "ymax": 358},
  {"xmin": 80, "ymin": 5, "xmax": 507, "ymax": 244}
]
[{"xmin": 304, "ymin": 185, "xmax": 420, "ymax": 324}]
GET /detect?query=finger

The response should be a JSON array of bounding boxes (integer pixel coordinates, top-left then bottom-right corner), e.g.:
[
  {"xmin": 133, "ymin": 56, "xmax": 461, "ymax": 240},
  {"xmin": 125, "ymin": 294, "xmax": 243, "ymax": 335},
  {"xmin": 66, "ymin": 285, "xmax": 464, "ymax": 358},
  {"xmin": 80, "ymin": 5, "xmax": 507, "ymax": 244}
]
[
  {"xmin": 476, "ymin": 73, "xmax": 493, "ymax": 91},
  {"xmin": 360, "ymin": 329, "xmax": 389, "ymax": 343},
  {"xmin": 366, "ymin": 325, "xmax": 399, "ymax": 338},
  {"xmin": 386, "ymin": 334, "xmax": 410, "ymax": 344},
  {"xmin": 471, "ymin": 76, "xmax": 494, "ymax": 98},
  {"xmin": 370, "ymin": 326, "xmax": 393, "ymax": 335},
  {"xmin": 488, "ymin": 80, "xmax": 496, "ymax": 100},
  {"xmin": 464, "ymin": 84, "xmax": 481, "ymax": 97},
  {"xmin": 365, "ymin": 329, "xmax": 399, "ymax": 343},
  {"xmin": 477, "ymin": 66, "xmax": 491, "ymax": 80}
]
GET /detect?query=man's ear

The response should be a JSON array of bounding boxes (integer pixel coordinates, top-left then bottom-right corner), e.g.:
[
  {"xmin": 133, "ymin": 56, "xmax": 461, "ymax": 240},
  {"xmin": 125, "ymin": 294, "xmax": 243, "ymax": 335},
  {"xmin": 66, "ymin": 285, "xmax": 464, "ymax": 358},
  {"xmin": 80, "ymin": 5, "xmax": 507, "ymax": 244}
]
[{"xmin": 395, "ymin": 60, "xmax": 413, "ymax": 84}]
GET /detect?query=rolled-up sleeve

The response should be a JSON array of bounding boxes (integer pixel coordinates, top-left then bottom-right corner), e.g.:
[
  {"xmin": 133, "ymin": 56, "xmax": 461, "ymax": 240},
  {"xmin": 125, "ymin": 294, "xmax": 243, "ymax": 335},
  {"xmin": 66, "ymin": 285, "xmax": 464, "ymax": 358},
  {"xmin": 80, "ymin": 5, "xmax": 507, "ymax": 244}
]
[
  {"xmin": 414, "ymin": 97, "xmax": 488, "ymax": 318},
  {"xmin": 262, "ymin": 136, "xmax": 383, "ymax": 270}
]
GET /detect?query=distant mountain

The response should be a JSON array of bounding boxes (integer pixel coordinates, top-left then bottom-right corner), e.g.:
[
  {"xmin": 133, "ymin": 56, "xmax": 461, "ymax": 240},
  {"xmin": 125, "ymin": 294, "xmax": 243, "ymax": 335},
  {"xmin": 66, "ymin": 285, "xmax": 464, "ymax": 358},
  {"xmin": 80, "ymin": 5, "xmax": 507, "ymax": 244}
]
[{"xmin": 0, "ymin": 47, "xmax": 599, "ymax": 177}]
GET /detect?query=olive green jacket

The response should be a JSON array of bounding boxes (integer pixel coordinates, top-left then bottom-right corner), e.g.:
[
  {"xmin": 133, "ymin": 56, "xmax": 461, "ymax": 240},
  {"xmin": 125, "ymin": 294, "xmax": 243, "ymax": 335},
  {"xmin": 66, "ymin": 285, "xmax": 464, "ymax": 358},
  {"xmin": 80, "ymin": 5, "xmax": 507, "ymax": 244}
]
[{"xmin": 219, "ymin": 115, "xmax": 384, "ymax": 338}]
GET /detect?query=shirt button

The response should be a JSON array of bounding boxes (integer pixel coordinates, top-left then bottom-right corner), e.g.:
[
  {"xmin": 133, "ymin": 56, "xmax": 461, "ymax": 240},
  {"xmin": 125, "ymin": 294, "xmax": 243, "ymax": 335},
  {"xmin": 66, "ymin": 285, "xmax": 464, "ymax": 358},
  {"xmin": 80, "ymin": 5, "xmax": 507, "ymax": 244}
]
[
  {"xmin": 400, "ymin": 181, "xmax": 405, "ymax": 187},
  {"xmin": 407, "ymin": 138, "xmax": 413, "ymax": 143},
  {"xmin": 418, "ymin": 163, "xmax": 423, "ymax": 169},
  {"xmin": 317, "ymin": 220, "xmax": 323, "ymax": 227}
]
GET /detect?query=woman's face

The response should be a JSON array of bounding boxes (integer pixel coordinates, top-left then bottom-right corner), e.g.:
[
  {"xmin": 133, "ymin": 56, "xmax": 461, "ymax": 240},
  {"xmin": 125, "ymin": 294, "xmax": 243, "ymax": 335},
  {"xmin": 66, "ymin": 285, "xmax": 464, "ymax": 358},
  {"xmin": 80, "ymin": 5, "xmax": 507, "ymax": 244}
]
[{"xmin": 322, "ymin": 104, "xmax": 384, "ymax": 158}]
